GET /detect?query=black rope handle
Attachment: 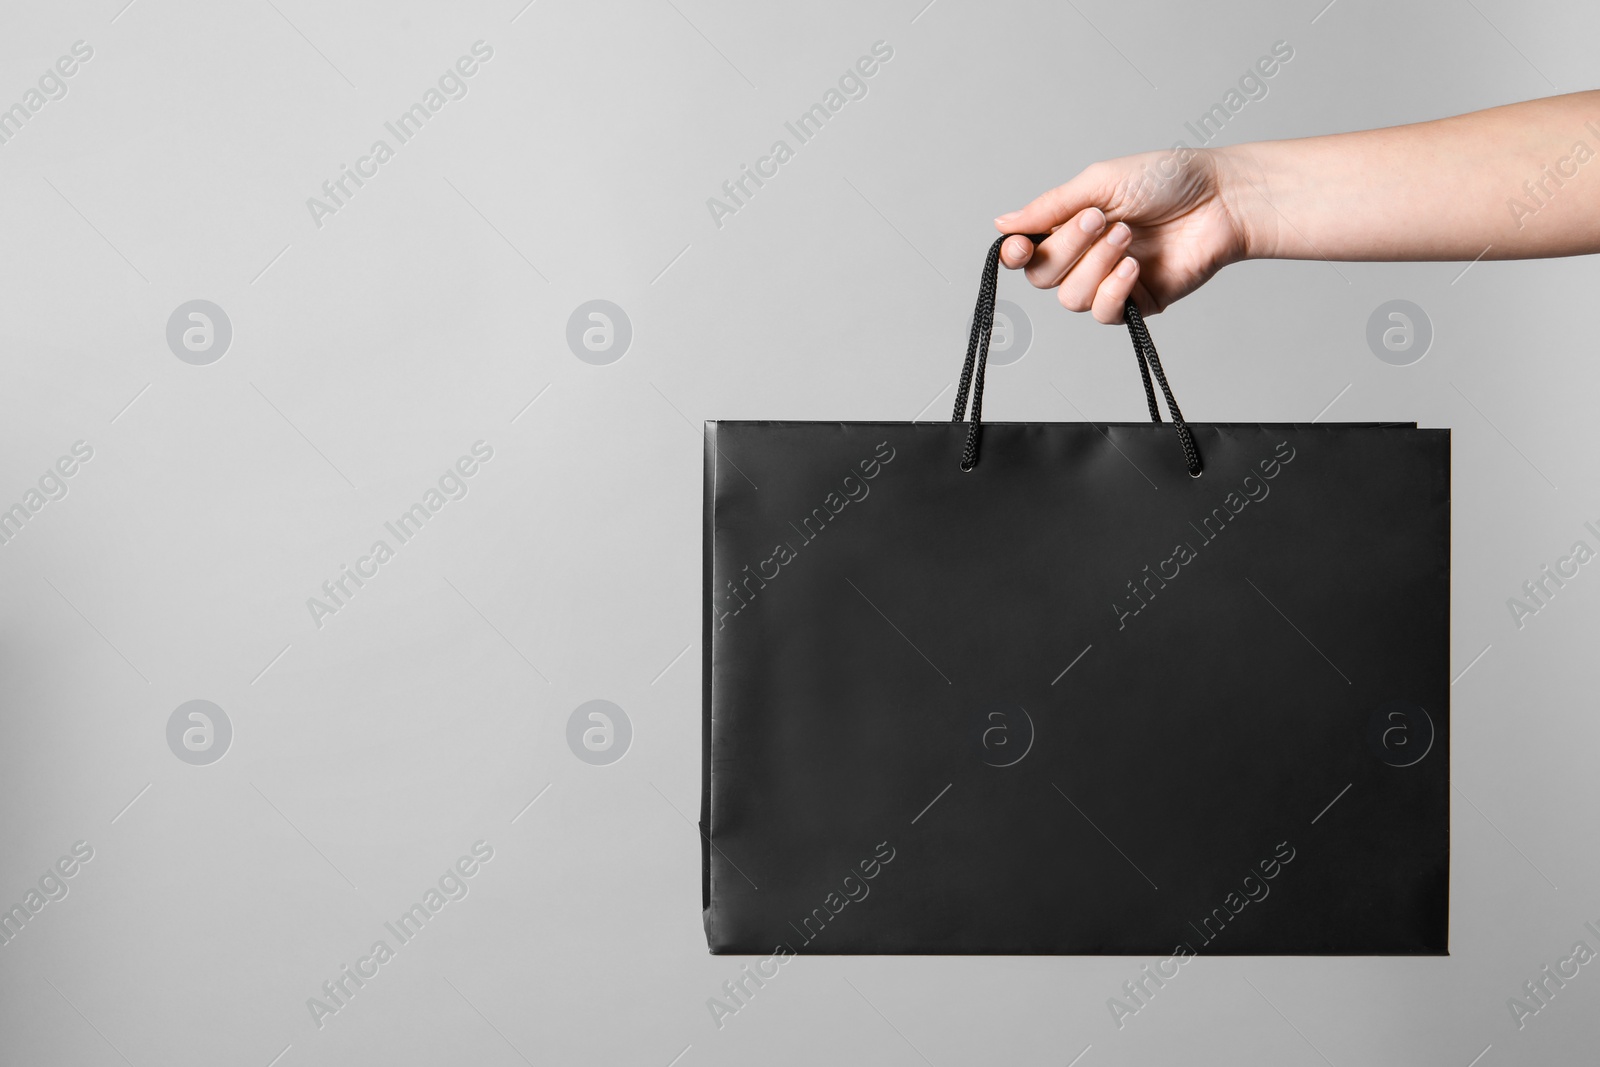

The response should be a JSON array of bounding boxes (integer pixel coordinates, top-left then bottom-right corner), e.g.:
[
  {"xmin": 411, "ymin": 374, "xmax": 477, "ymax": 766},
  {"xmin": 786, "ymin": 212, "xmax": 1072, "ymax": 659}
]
[{"xmin": 952, "ymin": 234, "xmax": 1202, "ymax": 477}]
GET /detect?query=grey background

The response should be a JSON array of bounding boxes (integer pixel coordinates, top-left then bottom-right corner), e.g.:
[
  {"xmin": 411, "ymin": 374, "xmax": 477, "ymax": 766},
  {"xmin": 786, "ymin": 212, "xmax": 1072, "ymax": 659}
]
[{"xmin": 0, "ymin": 0, "xmax": 1595, "ymax": 1064}]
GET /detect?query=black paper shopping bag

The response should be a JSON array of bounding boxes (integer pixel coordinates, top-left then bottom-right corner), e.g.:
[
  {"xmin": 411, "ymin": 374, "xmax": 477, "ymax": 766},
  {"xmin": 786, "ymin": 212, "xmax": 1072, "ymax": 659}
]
[{"xmin": 701, "ymin": 236, "xmax": 1449, "ymax": 955}]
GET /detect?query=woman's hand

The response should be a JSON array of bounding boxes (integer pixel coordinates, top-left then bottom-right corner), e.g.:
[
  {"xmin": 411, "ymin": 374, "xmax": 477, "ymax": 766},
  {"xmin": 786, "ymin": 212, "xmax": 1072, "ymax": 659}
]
[
  {"xmin": 996, "ymin": 91, "xmax": 1600, "ymax": 324},
  {"xmin": 994, "ymin": 146, "xmax": 1258, "ymax": 323}
]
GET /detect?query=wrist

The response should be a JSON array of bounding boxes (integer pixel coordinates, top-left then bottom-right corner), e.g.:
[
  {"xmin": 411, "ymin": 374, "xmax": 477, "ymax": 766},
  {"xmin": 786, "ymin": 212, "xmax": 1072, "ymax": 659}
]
[{"xmin": 1208, "ymin": 143, "xmax": 1278, "ymax": 262}]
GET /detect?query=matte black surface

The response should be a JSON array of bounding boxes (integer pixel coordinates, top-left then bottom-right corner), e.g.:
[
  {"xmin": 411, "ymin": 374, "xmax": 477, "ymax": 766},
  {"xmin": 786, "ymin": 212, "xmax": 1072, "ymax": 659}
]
[{"xmin": 702, "ymin": 421, "xmax": 1449, "ymax": 955}]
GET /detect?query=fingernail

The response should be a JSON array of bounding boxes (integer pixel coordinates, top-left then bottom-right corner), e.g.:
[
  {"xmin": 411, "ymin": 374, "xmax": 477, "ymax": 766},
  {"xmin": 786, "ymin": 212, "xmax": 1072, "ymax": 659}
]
[
  {"xmin": 995, "ymin": 211, "xmax": 1021, "ymax": 224},
  {"xmin": 1116, "ymin": 257, "xmax": 1137, "ymax": 278},
  {"xmin": 1107, "ymin": 222, "xmax": 1131, "ymax": 247},
  {"xmin": 1078, "ymin": 208, "xmax": 1105, "ymax": 234}
]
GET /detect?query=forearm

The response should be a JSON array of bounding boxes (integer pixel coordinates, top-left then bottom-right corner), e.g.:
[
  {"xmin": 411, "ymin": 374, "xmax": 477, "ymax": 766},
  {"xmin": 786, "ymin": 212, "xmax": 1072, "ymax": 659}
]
[{"xmin": 1217, "ymin": 90, "xmax": 1600, "ymax": 262}]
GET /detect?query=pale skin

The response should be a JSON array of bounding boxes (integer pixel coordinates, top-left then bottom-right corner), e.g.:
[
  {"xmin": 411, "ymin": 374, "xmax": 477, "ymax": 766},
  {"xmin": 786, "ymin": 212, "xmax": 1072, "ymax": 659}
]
[{"xmin": 997, "ymin": 90, "xmax": 1600, "ymax": 323}]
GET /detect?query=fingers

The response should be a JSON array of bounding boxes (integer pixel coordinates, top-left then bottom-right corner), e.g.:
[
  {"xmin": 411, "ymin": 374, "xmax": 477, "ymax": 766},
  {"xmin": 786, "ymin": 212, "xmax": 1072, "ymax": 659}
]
[
  {"xmin": 996, "ymin": 216, "xmax": 1144, "ymax": 323},
  {"xmin": 994, "ymin": 158, "xmax": 1171, "ymax": 323},
  {"xmin": 998, "ymin": 234, "xmax": 1036, "ymax": 269},
  {"xmin": 994, "ymin": 164, "xmax": 1114, "ymax": 236},
  {"xmin": 1058, "ymin": 221, "xmax": 1131, "ymax": 311},
  {"xmin": 1025, "ymin": 208, "xmax": 1107, "ymax": 289},
  {"xmin": 1091, "ymin": 256, "xmax": 1140, "ymax": 324}
]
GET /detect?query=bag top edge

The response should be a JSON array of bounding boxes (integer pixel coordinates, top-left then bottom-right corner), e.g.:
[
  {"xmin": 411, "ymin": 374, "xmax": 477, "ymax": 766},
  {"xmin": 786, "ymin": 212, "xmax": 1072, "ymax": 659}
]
[{"xmin": 703, "ymin": 420, "xmax": 1430, "ymax": 429}]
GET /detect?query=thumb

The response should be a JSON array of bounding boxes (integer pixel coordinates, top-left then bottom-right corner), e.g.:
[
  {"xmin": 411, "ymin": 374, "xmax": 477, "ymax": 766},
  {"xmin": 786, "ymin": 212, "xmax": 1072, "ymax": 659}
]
[{"xmin": 994, "ymin": 165, "xmax": 1118, "ymax": 235}]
